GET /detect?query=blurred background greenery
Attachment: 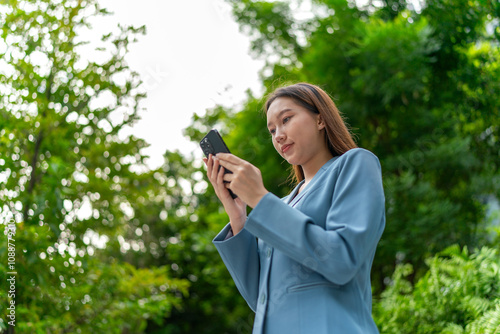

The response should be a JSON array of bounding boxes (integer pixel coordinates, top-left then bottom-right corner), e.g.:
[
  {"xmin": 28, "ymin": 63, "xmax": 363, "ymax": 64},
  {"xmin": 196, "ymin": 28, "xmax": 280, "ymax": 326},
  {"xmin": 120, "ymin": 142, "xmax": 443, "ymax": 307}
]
[{"xmin": 0, "ymin": 0, "xmax": 499, "ymax": 333}]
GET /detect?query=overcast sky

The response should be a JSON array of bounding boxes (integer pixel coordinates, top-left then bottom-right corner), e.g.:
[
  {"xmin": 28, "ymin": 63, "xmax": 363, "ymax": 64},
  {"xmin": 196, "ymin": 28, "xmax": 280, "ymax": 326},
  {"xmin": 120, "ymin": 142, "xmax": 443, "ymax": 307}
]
[{"xmin": 89, "ymin": 0, "xmax": 264, "ymax": 169}]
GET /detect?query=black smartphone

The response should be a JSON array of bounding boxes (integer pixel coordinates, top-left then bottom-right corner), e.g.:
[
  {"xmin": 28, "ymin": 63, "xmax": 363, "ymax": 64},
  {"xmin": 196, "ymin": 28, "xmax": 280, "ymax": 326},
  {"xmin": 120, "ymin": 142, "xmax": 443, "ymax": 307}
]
[{"xmin": 200, "ymin": 129, "xmax": 237, "ymax": 199}]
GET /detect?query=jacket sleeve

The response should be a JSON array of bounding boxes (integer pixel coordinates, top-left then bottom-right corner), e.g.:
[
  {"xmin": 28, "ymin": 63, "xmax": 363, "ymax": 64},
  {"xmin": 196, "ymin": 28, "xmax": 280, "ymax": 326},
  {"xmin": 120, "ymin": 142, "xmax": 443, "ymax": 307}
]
[
  {"xmin": 213, "ymin": 223, "xmax": 260, "ymax": 312},
  {"xmin": 244, "ymin": 149, "xmax": 385, "ymax": 286}
]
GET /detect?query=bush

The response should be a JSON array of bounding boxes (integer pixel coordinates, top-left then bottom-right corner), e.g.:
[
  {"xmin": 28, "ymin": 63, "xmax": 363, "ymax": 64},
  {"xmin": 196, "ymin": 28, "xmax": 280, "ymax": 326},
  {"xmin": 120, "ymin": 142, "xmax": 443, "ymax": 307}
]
[{"xmin": 374, "ymin": 245, "xmax": 500, "ymax": 333}]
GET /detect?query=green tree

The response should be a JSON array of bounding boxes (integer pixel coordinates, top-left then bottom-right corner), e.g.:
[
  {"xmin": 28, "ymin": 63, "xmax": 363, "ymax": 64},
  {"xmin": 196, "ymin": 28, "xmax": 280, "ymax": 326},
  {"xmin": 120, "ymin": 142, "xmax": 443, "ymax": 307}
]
[{"xmin": 0, "ymin": 0, "xmax": 187, "ymax": 332}]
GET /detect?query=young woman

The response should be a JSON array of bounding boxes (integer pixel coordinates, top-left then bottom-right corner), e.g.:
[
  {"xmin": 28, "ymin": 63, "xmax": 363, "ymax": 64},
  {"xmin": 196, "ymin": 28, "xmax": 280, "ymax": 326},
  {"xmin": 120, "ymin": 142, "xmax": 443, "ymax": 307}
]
[{"xmin": 203, "ymin": 83, "xmax": 385, "ymax": 334}]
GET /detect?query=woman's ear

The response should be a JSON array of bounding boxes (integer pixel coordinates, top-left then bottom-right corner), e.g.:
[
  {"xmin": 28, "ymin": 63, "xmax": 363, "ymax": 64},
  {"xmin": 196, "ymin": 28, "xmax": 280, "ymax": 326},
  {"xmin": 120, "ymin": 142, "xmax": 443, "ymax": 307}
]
[{"xmin": 317, "ymin": 114, "xmax": 326, "ymax": 131}]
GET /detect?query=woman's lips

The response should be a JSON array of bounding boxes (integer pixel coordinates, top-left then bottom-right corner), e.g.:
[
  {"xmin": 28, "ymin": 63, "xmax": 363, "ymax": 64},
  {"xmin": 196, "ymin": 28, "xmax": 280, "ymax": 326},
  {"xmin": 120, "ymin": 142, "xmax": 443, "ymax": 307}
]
[{"xmin": 282, "ymin": 143, "xmax": 293, "ymax": 153}]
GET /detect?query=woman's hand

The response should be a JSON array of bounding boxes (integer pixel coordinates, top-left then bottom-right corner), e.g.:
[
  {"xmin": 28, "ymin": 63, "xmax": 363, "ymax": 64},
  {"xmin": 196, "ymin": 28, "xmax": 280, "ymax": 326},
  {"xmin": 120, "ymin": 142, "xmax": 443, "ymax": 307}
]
[
  {"xmin": 203, "ymin": 154, "xmax": 247, "ymax": 235},
  {"xmin": 215, "ymin": 153, "xmax": 269, "ymax": 209}
]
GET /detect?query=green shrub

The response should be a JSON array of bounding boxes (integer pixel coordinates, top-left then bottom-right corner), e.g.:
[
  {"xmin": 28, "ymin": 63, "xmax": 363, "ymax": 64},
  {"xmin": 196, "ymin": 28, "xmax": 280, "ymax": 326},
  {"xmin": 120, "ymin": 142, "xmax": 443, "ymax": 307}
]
[{"xmin": 374, "ymin": 245, "xmax": 500, "ymax": 333}]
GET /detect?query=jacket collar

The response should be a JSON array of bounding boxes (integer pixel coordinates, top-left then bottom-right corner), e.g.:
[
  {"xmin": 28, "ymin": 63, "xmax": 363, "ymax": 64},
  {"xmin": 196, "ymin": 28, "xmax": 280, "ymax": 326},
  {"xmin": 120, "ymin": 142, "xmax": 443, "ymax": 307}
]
[{"xmin": 286, "ymin": 156, "xmax": 340, "ymax": 206}]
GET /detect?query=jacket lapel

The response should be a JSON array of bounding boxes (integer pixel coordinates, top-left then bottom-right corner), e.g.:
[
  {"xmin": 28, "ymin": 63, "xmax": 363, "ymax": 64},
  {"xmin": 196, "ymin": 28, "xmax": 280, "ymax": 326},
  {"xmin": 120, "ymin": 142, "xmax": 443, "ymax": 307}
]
[{"xmin": 288, "ymin": 156, "xmax": 340, "ymax": 207}]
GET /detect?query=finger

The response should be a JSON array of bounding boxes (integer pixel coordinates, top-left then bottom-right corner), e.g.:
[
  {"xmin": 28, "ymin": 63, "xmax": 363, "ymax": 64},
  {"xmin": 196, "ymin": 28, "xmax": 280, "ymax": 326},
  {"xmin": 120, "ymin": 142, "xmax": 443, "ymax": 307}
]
[
  {"xmin": 217, "ymin": 164, "xmax": 231, "ymax": 197},
  {"xmin": 216, "ymin": 156, "xmax": 239, "ymax": 171},
  {"xmin": 211, "ymin": 155, "xmax": 220, "ymax": 181},
  {"xmin": 215, "ymin": 152, "xmax": 231, "ymax": 159},
  {"xmin": 222, "ymin": 173, "xmax": 233, "ymax": 183},
  {"xmin": 205, "ymin": 156, "xmax": 212, "ymax": 176},
  {"xmin": 217, "ymin": 164, "xmax": 226, "ymax": 186},
  {"xmin": 206, "ymin": 154, "xmax": 213, "ymax": 171},
  {"xmin": 216, "ymin": 153, "xmax": 245, "ymax": 163},
  {"xmin": 208, "ymin": 155, "xmax": 219, "ymax": 182}
]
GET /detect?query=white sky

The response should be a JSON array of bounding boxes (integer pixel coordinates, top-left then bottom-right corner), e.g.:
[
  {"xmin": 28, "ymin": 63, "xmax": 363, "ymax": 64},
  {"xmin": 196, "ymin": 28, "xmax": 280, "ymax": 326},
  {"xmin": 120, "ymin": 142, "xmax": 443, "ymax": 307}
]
[{"xmin": 90, "ymin": 0, "xmax": 264, "ymax": 169}]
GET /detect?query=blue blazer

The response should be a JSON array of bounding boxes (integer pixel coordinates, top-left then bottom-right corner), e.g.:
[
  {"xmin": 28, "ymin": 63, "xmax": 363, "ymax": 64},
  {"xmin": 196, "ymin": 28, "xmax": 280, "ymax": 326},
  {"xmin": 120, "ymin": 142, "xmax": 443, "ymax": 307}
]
[{"xmin": 213, "ymin": 148, "xmax": 385, "ymax": 334}]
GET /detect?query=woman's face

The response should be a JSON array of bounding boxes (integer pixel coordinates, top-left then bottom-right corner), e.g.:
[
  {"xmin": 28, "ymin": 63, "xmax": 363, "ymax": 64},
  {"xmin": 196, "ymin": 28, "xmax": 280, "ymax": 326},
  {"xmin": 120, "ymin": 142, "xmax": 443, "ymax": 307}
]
[{"xmin": 267, "ymin": 97, "xmax": 326, "ymax": 167}]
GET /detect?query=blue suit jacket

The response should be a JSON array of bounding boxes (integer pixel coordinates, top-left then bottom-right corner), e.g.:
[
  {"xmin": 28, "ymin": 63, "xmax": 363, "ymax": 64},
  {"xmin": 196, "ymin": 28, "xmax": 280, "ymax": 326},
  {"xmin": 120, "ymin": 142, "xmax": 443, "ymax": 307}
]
[{"xmin": 213, "ymin": 148, "xmax": 385, "ymax": 334}]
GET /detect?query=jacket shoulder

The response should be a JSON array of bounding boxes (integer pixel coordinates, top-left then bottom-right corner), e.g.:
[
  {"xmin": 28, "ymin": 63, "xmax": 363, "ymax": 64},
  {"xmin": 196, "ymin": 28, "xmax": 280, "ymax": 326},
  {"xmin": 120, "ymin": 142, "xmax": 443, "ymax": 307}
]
[
  {"xmin": 335, "ymin": 148, "xmax": 381, "ymax": 169},
  {"xmin": 319, "ymin": 148, "xmax": 382, "ymax": 182},
  {"xmin": 342, "ymin": 147, "xmax": 380, "ymax": 161}
]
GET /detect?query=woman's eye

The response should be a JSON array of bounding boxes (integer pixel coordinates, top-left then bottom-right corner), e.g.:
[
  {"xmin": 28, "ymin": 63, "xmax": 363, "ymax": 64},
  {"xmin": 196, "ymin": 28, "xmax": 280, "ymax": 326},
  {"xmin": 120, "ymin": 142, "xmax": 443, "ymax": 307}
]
[
  {"xmin": 283, "ymin": 116, "xmax": 291, "ymax": 124},
  {"xmin": 269, "ymin": 129, "xmax": 276, "ymax": 135}
]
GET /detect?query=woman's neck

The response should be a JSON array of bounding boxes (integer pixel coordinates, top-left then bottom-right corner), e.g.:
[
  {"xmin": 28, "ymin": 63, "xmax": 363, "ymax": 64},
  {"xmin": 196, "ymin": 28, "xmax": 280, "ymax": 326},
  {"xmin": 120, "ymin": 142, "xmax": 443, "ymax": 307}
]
[
  {"xmin": 300, "ymin": 150, "xmax": 334, "ymax": 188},
  {"xmin": 297, "ymin": 151, "xmax": 333, "ymax": 194}
]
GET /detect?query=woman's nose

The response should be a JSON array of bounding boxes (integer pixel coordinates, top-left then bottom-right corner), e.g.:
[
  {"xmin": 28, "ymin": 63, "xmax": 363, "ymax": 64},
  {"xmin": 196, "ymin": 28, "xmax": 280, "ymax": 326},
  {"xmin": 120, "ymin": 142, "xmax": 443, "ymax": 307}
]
[{"xmin": 275, "ymin": 129, "xmax": 285, "ymax": 142}]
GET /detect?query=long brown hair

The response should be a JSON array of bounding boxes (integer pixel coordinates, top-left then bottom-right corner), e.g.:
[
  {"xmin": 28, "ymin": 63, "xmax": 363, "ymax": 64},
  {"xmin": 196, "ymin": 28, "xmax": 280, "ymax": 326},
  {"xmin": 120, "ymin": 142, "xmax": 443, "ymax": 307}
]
[{"xmin": 264, "ymin": 82, "xmax": 357, "ymax": 184}]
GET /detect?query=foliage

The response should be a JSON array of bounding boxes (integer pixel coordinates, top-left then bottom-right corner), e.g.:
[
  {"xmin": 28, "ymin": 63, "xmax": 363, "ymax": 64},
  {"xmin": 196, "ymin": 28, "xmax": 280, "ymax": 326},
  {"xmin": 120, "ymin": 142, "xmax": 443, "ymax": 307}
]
[
  {"xmin": 0, "ymin": 0, "xmax": 188, "ymax": 332},
  {"xmin": 374, "ymin": 245, "xmax": 500, "ymax": 333}
]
